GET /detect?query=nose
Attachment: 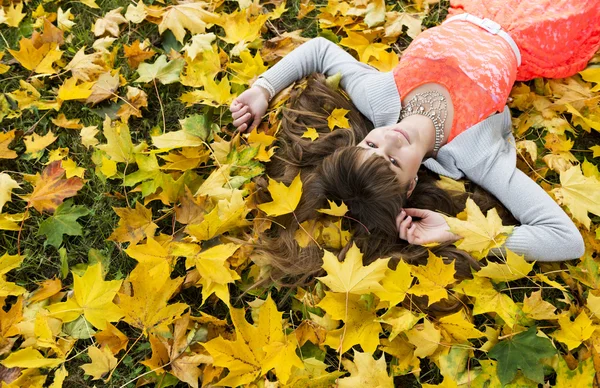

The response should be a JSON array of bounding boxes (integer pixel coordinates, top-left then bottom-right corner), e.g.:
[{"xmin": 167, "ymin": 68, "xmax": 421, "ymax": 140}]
[{"xmin": 383, "ymin": 130, "xmax": 402, "ymax": 149}]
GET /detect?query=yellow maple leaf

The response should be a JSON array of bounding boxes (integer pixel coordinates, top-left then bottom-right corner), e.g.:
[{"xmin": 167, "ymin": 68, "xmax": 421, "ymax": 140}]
[
  {"xmin": 368, "ymin": 49, "xmax": 399, "ymax": 72},
  {"xmin": 580, "ymin": 67, "xmax": 600, "ymax": 92},
  {"xmin": 437, "ymin": 311, "xmax": 485, "ymax": 343},
  {"xmin": 125, "ymin": 237, "xmax": 175, "ymax": 275},
  {"xmin": 405, "ymin": 319, "xmax": 441, "ymax": 358},
  {"xmin": 257, "ymin": 173, "xmax": 303, "ymax": 216},
  {"xmin": 522, "ymin": 290, "xmax": 557, "ymax": 321},
  {"xmin": 203, "ymin": 294, "xmax": 303, "ymax": 386},
  {"xmin": 0, "ymin": 173, "xmax": 20, "ymax": 212},
  {"xmin": 553, "ymin": 165, "xmax": 600, "ymax": 229},
  {"xmin": 46, "ymin": 264, "xmax": 123, "ymax": 330},
  {"xmin": 97, "ymin": 116, "xmax": 145, "ymax": 163},
  {"xmin": 408, "ymin": 251, "xmax": 455, "ymax": 306},
  {"xmin": 551, "ymin": 311, "xmax": 596, "ymax": 350},
  {"xmin": 453, "ymin": 276, "xmax": 522, "ymax": 326},
  {"xmin": 214, "ymin": 11, "xmax": 267, "ymax": 45},
  {"xmin": 185, "ymin": 243, "xmax": 241, "ymax": 305},
  {"xmin": 317, "ymin": 199, "xmax": 348, "ymax": 216},
  {"xmin": 118, "ymin": 263, "xmax": 188, "ymax": 335},
  {"xmin": 182, "ymin": 33, "xmax": 216, "ymax": 60},
  {"xmin": 384, "ymin": 11, "xmax": 422, "ymax": 40},
  {"xmin": 339, "ymin": 30, "xmax": 390, "ymax": 63},
  {"xmin": 374, "ymin": 260, "xmax": 414, "ymax": 307},
  {"xmin": 158, "ymin": 3, "xmax": 219, "ymax": 43},
  {"xmin": 554, "ymin": 356, "xmax": 595, "ymax": 388},
  {"xmin": 317, "ymin": 243, "xmax": 388, "ymax": 295},
  {"xmin": 376, "ymin": 307, "xmax": 423, "ymax": 341},
  {"xmin": 186, "ymin": 191, "xmax": 251, "ymax": 241},
  {"xmin": 0, "ymin": 347, "xmax": 63, "ymax": 369},
  {"xmin": 338, "ymin": 350, "xmax": 393, "ymax": 387},
  {"xmin": 80, "ymin": 346, "xmax": 117, "ymax": 381},
  {"xmin": 228, "ymin": 50, "xmax": 268, "ymax": 85},
  {"xmin": 327, "ymin": 108, "xmax": 350, "ymax": 130},
  {"xmin": 65, "ymin": 48, "xmax": 105, "ymax": 82},
  {"xmin": 24, "ymin": 131, "xmax": 57, "ymax": 156},
  {"xmin": 51, "ymin": 113, "xmax": 83, "ymax": 129},
  {"xmin": 302, "ymin": 127, "xmax": 319, "ymax": 141},
  {"xmin": 57, "ymin": 7, "xmax": 76, "ymax": 31},
  {"xmin": 0, "ymin": 130, "xmax": 17, "ymax": 159},
  {"xmin": 87, "ymin": 71, "xmax": 119, "ymax": 105},
  {"xmin": 181, "ymin": 49, "xmax": 223, "ymax": 87},
  {"xmin": 93, "ymin": 7, "xmax": 127, "ymax": 37},
  {"xmin": 0, "ymin": 253, "xmax": 26, "ymax": 297},
  {"xmin": 8, "ymin": 38, "xmax": 50, "ymax": 71},
  {"xmin": 444, "ymin": 198, "xmax": 514, "ymax": 259},
  {"xmin": 108, "ymin": 202, "xmax": 158, "ymax": 244},
  {"xmin": 180, "ymin": 76, "xmax": 236, "ymax": 107},
  {"xmin": 317, "ymin": 291, "xmax": 381, "ymax": 353},
  {"xmin": 57, "ymin": 77, "xmax": 95, "ymax": 101},
  {"xmin": 3, "ymin": 2, "xmax": 26, "ymax": 27},
  {"xmin": 476, "ymin": 250, "xmax": 534, "ymax": 282}
]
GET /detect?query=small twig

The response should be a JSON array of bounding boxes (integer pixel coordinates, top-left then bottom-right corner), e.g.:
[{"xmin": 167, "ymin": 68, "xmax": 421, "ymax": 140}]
[
  {"xmin": 24, "ymin": 111, "xmax": 51, "ymax": 136},
  {"xmin": 16, "ymin": 208, "xmax": 29, "ymax": 256},
  {"xmin": 293, "ymin": 211, "xmax": 322, "ymax": 250},
  {"xmin": 106, "ymin": 331, "xmax": 144, "ymax": 382},
  {"xmin": 153, "ymin": 78, "xmax": 166, "ymax": 133}
]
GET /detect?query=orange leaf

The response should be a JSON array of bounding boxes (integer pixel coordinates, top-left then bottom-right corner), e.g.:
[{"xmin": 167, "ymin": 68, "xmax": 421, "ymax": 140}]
[
  {"xmin": 26, "ymin": 161, "xmax": 84, "ymax": 213},
  {"xmin": 123, "ymin": 40, "xmax": 156, "ymax": 69}
]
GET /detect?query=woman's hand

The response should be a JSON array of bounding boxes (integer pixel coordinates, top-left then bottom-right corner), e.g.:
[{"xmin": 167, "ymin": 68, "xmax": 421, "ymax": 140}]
[
  {"xmin": 396, "ymin": 208, "xmax": 461, "ymax": 246},
  {"xmin": 229, "ymin": 86, "xmax": 270, "ymax": 133}
]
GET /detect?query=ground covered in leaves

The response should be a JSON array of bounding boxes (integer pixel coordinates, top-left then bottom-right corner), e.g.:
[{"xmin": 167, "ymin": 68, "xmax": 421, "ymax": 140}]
[{"xmin": 1, "ymin": 0, "xmax": 600, "ymax": 387}]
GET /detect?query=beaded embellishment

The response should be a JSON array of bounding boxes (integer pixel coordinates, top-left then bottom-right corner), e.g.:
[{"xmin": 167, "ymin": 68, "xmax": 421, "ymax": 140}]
[{"xmin": 399, "ymin": 91, "xmax": 448, "ymax": 154}]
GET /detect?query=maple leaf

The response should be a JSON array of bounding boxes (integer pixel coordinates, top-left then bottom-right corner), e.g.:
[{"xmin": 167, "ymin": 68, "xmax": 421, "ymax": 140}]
[
  {"xmin": 25, "ymin": 161, "xmax": 84, "ymax": 213},
  {"xmin": 408, "ymin": 251, "xmax": 455, "ymax": 305},
  {"xmin": 476, "ymin": 250, "xmax": 534, "ymax": 282},
  {"xmin": 384, "ymin": 11, "xmax": 422, "ymax": 39},
  {"xmin": 203, "ymin": 294, "xmax": 303, "ymax": 385},
  {"xmin": 186, "ymin": 191, "xmax": 251, "ymax": 241},
  {"xmin": 368, "ymin": 50, "xmax": 399, "ymax": 72},
  {"xmin": 2, "ymin": 3, "xmax": 25, "ymax": 27},
  {"xmin": 373, "ymin": 261, "xmax": 414, "ymax": 307},
  {"xmin": 51, "ymin": 113, "xmax": 83, "ymax": 129},
  {"xmin": 182, "ymin": 33, "xmax": 216, "ymax": 60},
  {"xmin": 317, "ymin": 243, "xmax": 388, "ymax": 295},
  {"xmin": 228, "ymin": 50, "xmax": 268, "ymax": 85},
  {"xmin": 0, "ymin": 130, "xmax": 17, "ymax": 159},
  {"xmin": 123, "ymin": 40, "xmax": 156, "ymax": 69},
  {"xmin": 24, "ymin": 131, "xmax": 57, "ymax": 156},
  {"xmin": 86, "ymin": 72, "xmax": 119, "ymax": 105},
  {"xmin": 93, "ymin": 7, "xmax": 127, "ymax": 37},
  {"xmin": 37, "ymin": 200, "xmax": 90, "ymax": 248},
  {"xmin": 180, "ymin": 76, "xmax": 236, "ymax": 107},
  {"xmin": 125, "ymin": 237, "xmax": 175, "ymax": 275},
  {"xmin": 327, "ymin": 108, "xmax": 350, "ymax": 130},
  {"xmin": 57, "ymin": 77, "xmax": 95, "ymax": 101},
  {"xmin": 181, "ymin": 50, "xmax": 224, "ymax": 86},
  {"xmin": 444, "ymin": 198, "xmax": 514, "ymax": 259},
  {"xmin": 257, "ymin": 174, "xmax": 302, "ymax": 216},
  {"xmin": 0, "ymin": 347, "xmax": 63, "ymax": 369},
  {"xmin": 453, "ymin": 276, "xmax": 522, "ymax": 326},
  {"xmin": 46, "ymin": 263, "xmax": 123, "ymax": 330},
  {"xmin": 338, "ymin": 350, "xmax": 393, "ymax": 387},
  {"xmin": 554, "ymin": 356, "xmax": 595, "ymax": 388},
  {"xmin": 317, "ymin": 199, "xmax": 348, "ymax": 216},
  {"xmin": 80, "ymin": 346, "xmax": 117, "ymax": 381},
  {"xmin": 0, "ymin": 253, "xmax": 25, "ymax": 297},
  {"xmin": 118, "ymin": 263, "xmax": 188, "ymax": 335},
  {"xmin": 125, "ymin": 1, "xmax": 146, "ymax": 23},
  {"xmin": 377, "ymin": 307, "xmax": 423, "ymax": 341},
  {"xmin": 437, "ymin": 311, "xmax": 485, "ymax": 343},
  {"xmin": 108, "ymin": 202, "xmax": 158, "ymax": 245},
  {"xmin": 0, "ymin": 173, "xmax": 20, "ymax": 212},
  {"xmin": 302, "ymin": 127, "xmax": 319, "ymax": 141},
  {"xmin": 551, "ymin": 311, "xmax": 596, "ymax": 350},
  {"xmin": 116, "ymin": 86, "xmax": 148, "ymax": 122},
  {"xmin": 95, "ymin": 322, "xmax": 129, "ymax": 354},
  {"xmin": 213, "ymin": 11, "xmax": 267, "ymax": 46},
  {"xmin": 522, "ymin": 290, "xmax": 557, "ymax": 321},
  {"xmin": 339, "ymin": 31, "xmax": 390, "ymax": 63},
  {"xmin": 57, "ymin": 8, "xmax": 76, "ymax": 31},
  {"xmin": 97, "ymin": 116, "xmax": 144, "ymax": 163},
  {"xmin": 135, "ymin": 55, "xmax": 184, "ymax": 84},
  {"xmin": 405, "ymin": 319, "xmax": 441, "ymax": 358},
  {"xmin": 65, "ymin": 48, "xmax": 105, "ymax": 82},
  {"xmin": 552, "ymin": 165, "xmax": 600, "ymax": 229},
  {"xmin": 158, "ymin": 3, "xmax": 219, "ymax": 43},
  {"xmin": 317, "ymin": 291, "xmax": 381, "ymax": 353},
  {"xmin": 0, "ymin": 213, "xmax": 28, "ymax": 232},
  {"xmin": 488, "ymin": 326, "xmax": 555, "ymax": 385}
]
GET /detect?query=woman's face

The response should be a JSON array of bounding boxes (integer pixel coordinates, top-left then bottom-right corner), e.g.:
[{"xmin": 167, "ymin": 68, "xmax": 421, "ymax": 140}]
[{"xmin": 357, "ymin": 123, "xmax": 426, "ymax": 191}]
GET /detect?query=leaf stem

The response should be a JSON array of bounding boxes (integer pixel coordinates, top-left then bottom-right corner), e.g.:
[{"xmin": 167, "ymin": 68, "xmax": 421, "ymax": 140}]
[{"xmin": 153, "ymin": 78, "xmax": 166, "ymax": 133}]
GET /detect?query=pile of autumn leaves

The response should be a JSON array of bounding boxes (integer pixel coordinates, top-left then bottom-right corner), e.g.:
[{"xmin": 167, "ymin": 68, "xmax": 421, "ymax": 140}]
[{"xmin": 2, "ymin": 0, "xmax": 600, "ymax": 386}]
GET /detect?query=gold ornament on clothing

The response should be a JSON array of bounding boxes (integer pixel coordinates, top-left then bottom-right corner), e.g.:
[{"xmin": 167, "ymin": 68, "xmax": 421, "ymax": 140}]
[{"xmin": 399, "ymin": 91, "xmax": 448, "ymax": 155}]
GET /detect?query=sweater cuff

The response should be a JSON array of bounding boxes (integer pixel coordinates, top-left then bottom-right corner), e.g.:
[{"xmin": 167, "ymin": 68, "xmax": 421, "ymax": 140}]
[
  {"xmin": 257, "ymin": 60, "xmax": 301, "ymax": 99},
  {"xmin": 253, "ymin": 78, "xmax": 276, "ymax": 101}
]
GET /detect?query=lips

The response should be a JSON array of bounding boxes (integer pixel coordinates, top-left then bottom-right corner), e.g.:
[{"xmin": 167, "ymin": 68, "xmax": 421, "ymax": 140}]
[{"xmin": 393, "ymin": 128, "xmax": 410, "ymax": 144}]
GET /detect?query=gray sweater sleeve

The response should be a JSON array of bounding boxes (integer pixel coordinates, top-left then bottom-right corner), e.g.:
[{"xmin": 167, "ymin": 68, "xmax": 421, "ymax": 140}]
[
  {"xmin": 425, "ymin": 107, "xmax": 584, "ymax": 262},
  {"xmin": 253, "ymin": 37, "xmax": 401, "ymax": 127}
]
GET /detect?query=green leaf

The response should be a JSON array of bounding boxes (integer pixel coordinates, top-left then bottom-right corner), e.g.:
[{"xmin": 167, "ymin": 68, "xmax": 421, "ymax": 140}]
[
  {"xmin": 180, "ymin": 114, "xmax": 217, "ymax": 141},
  {"xmin": 488, "ymin": 326, "xmax": 556, "ymax": 385},
  {"xmin": 135, "ymin": 55, "xmax": 184, "ymax": 85},
  {"xmin": 38, "ymin": 200, "xmax": 90, "ymax": 248},
  {"xmin": 59, "ymin": 247, "xmax": 69, "ymax": 279}
]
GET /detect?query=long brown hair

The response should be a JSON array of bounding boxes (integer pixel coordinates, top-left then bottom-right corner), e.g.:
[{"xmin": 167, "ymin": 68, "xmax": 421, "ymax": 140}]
[{"xmin": 252, "ymin": 74, "xmax": 513, "ymax": 314}]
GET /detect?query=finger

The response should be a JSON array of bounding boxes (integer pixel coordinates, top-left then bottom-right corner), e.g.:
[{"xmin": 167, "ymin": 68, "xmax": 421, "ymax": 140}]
[
  {"xmin": 399, "ymin": 216, "xmax": 412, "ymax": 240},
  {"xmin": 231, "ymin": 105, "xmax": 249, "ymax": 120},
  {"xmin": 237, "ymin": 122, "xmax": 248, "ymax": 133},
  {"xmin": 407, "ymin": 224, "xmax": 417, "ymax": 244},
  {"xmin": 249, "ymin": 113, "xmax": 262, "ymax": 131},
  {"xmin": 396, "ymin": 210, "xmax": 407, "ymax": 230},
  {"xmin": 230, "ymin": 100, "xmax": 242, "ymax": 112},
  {"xmin": 232, "ymin": 112, "xmax": 252, "ymax": 128},
  {"xmin": 404, "ymin": 208, "xmax": 430, "ymax": 218}
]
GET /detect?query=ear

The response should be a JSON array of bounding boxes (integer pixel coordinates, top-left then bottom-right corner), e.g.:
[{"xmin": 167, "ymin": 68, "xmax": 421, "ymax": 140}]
[{"xmin": 407, "ymin": 178, "xmax": 417, "ymax": 198}]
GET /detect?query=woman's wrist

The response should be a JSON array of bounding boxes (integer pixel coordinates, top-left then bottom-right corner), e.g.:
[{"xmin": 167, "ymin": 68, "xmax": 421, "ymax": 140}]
[{"xmin": 252, "ymin": 78, "xmax": 275, "ymax": 101}]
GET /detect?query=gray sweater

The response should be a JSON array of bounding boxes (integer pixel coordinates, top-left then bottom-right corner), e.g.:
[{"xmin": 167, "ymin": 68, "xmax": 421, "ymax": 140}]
[{"xmin": 253, "ymin": 37, "xmax": 584, "ymax": 262}]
